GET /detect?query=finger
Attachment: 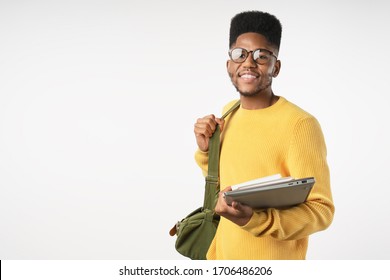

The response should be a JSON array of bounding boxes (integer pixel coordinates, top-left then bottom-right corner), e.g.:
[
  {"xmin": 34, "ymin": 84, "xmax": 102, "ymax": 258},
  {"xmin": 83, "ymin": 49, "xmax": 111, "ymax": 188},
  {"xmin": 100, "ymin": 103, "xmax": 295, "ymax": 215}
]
[
  {"xmin": 198, "ymin": 115, "xmax": 217, "ymax": 130},
  {"xmin": 194, "ymin": 118, "xmax": 218, "ymax": 138},
  {"xmin": 215, "ymin": 191, "xmax": 230, "ymax": 212},
  {"xmin": 231, "ymin": 201, "xmax": 253, "ymax": 216},
  {"xmin": 194, "ymin": 123, "xmax": 214, "ymax": 138},
  {"xmin": 215, "ymin": 118, "xmax": 225, "ymax": 132},
  {"xmin": 231, "ymin": 201, "xmax": 242, "ymax": 210}
]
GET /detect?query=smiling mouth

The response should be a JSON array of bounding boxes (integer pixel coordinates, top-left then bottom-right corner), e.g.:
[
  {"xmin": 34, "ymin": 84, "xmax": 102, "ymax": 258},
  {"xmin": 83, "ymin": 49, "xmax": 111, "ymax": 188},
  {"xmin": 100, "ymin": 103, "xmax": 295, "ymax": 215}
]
[
  {"xmin": 239, "ymin": 72, "xmax": 259, "ymax": 81},
  {"xmin": 241, "ymin": 73, "xmax": 257, "ymax": 79}
]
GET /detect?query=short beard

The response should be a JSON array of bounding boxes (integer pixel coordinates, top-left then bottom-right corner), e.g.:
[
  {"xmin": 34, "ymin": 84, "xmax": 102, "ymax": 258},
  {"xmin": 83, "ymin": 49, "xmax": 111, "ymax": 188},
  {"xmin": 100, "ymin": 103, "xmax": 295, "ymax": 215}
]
[{"xmin": 234, "ymin": 79, "xmax": 272, "ymax": 97}]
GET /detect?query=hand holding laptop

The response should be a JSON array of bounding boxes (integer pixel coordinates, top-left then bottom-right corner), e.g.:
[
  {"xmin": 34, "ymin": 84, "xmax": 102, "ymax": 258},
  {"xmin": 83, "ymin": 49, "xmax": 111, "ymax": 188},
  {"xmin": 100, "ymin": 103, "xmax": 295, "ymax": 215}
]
[{"xmin": 223, "ymin": 174, "xmax": 315, "ymax": 210}]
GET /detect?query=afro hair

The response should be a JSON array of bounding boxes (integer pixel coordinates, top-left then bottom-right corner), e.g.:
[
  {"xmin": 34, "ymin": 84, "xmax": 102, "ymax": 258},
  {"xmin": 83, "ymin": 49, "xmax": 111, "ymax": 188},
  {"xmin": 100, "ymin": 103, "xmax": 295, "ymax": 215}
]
[{"xmin": 229, "ymin": 11, "xmax": 282, "ymax": 50}]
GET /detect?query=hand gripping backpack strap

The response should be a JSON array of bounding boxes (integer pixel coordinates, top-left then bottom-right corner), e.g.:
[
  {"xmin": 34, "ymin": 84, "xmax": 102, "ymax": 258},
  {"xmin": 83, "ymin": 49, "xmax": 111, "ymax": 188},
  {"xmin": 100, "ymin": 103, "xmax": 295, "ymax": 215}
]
[
  {"xmin": 169, "ymin": 100, "xmax": 241, "ymax": 259},
  {"xmin": 203, "ymin": 100, "xmax": 241, "ymax": 210}
]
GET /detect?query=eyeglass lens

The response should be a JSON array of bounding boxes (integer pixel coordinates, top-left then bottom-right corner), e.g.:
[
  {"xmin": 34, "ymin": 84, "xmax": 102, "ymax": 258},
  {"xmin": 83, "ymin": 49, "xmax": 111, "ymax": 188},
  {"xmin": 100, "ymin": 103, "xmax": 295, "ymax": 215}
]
[{"xmin": 230, "ymin": 48, "xmax": 273, "ymax": 65}]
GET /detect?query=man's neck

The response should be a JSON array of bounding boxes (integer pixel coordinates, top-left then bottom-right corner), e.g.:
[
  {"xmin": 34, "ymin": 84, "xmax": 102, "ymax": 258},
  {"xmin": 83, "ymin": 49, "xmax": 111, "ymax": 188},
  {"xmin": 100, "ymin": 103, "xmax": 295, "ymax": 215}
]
[{"xmin": 239, "ymin": 91, "xmax": 278, "ymax": 110}]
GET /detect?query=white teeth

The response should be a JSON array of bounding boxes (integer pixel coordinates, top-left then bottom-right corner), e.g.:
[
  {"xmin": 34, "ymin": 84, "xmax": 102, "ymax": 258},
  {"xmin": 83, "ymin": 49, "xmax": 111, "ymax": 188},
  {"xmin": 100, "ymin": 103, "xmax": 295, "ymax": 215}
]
[{"xmin": 241, "ymin": 74, "xmax": 256, "ymax": 79}]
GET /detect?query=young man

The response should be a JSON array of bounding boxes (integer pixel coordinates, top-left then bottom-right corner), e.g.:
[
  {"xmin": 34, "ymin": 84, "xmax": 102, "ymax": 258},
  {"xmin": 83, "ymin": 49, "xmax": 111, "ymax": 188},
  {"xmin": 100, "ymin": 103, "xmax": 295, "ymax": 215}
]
[{"xmin": 194, "ymin": 11, "xmax": 335, "ymax": 260}]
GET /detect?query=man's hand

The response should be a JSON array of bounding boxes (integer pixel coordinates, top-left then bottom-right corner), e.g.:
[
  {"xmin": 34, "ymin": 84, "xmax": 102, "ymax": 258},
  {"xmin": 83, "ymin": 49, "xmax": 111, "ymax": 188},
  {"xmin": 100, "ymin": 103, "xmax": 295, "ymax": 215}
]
[
  {"xmin": 215, "ymin": 186, "xmax": 254, "ymax": 226},
  {"xmin": 194, "ymin": 115, "xmax": 224, "ymax": 152}
]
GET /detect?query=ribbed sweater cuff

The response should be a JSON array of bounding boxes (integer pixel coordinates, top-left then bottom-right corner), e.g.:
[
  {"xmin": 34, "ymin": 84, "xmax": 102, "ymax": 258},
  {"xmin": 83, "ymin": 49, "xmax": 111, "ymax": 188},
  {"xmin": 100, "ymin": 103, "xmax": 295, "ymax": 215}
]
[
  {"xmin": 195, "ymin": 149, "xmax": 208, "ymax": 165},
  {"xmin": 241, "ymin": 211, "xmax": 268, "ymax": 236}
]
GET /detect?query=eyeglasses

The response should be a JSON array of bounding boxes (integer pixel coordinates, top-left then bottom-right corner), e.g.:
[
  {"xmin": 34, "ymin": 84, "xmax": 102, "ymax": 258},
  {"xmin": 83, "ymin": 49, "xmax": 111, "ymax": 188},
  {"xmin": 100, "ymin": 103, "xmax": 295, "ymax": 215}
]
[{"xmin": 228, "ymin": 47, "xmax": 277, "ymax": 65}]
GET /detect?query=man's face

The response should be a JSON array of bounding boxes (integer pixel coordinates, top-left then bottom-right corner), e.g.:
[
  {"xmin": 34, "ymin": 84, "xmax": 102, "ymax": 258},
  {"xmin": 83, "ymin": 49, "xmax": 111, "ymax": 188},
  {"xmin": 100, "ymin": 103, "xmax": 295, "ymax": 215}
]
[{"xmin": 227, "ymin": 32, "xmax": 280, "ymax": 97}]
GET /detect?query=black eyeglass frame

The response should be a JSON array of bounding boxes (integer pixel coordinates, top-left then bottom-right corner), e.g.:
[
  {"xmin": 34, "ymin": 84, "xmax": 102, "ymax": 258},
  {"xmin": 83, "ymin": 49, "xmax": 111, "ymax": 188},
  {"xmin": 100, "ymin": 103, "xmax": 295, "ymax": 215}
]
[{"xmin": 228, "ymin": 47, "xmax": 278, "ymax": 65}]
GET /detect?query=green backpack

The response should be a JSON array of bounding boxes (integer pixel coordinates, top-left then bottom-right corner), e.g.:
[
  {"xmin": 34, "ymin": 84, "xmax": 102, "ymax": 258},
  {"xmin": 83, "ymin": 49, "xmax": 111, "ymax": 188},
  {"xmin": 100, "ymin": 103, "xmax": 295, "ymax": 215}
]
[{"xmin": 169, "ymin": 101, "xmax": 240, "ymax": 260}]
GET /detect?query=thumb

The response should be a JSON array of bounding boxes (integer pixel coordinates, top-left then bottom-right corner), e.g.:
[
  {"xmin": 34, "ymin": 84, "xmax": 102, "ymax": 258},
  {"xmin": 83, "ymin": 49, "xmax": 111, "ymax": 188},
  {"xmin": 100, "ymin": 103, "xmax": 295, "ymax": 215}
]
[
  {"xmin": 216, "ymin": 118, "xmax": 225, "ymax": 132},
  {"xmin": 231, "ymin": 201, "xmax": 243, "ymax": 210}
]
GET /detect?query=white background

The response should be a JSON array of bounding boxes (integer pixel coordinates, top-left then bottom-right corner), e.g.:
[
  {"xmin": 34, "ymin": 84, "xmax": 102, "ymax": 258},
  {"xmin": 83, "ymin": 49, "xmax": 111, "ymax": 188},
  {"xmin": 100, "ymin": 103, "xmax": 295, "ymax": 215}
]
[{"xmin": 0, "ymin": 0, "xmax": 389, "ymax": 260}]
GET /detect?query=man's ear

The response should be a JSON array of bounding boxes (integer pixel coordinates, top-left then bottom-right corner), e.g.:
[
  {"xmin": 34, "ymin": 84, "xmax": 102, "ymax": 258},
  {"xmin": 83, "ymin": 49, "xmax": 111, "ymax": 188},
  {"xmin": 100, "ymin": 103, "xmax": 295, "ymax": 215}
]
[
  {"xmin": 226, "ymin": 60, "xmax": 233, "ymax": 78},
  {"xmin": 272, "ymin": 60, "xmax": 281, "ymax": 77}
]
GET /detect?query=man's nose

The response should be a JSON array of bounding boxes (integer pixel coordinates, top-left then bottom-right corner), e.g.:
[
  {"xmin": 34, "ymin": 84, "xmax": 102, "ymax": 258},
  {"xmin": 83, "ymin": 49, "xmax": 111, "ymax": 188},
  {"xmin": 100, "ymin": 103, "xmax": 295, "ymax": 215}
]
[{"xmin": 241, "ymin": 51, "xmax": 257, "ymax": 68}]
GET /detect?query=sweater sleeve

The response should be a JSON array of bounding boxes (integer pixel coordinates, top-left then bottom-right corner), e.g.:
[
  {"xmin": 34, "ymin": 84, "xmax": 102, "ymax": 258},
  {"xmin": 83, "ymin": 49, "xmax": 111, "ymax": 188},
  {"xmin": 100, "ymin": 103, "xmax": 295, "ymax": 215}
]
[
  {"xmin": 194, "ymin": 149, "xmax": 209, "ymax": 177},
  {"xmin": 241, "ymin": 117, "xmax": 335, "ymax": 240}
]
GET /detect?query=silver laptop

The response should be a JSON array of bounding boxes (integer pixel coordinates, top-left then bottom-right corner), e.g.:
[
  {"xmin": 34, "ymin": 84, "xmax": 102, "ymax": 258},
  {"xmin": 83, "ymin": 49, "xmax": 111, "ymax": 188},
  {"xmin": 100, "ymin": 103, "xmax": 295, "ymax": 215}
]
[{"xmin": 223, "ymin": 177, "xmax": 315, "ymax": 209}]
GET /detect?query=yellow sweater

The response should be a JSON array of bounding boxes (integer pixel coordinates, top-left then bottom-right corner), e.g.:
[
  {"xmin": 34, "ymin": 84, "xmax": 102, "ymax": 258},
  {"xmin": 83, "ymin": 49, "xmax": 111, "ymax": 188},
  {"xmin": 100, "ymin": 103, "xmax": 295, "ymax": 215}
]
[{"xmin": 195, "ymin": 97, "xmax": 334, "ymax": 260}]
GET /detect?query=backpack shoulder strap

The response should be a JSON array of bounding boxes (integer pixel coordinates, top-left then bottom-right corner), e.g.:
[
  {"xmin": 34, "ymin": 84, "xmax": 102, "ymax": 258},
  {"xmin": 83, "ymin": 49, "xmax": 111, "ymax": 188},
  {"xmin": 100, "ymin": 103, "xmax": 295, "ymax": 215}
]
[{"xmin": 204, "ymin": 100, "xmax": 240, "ymax": 210}]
